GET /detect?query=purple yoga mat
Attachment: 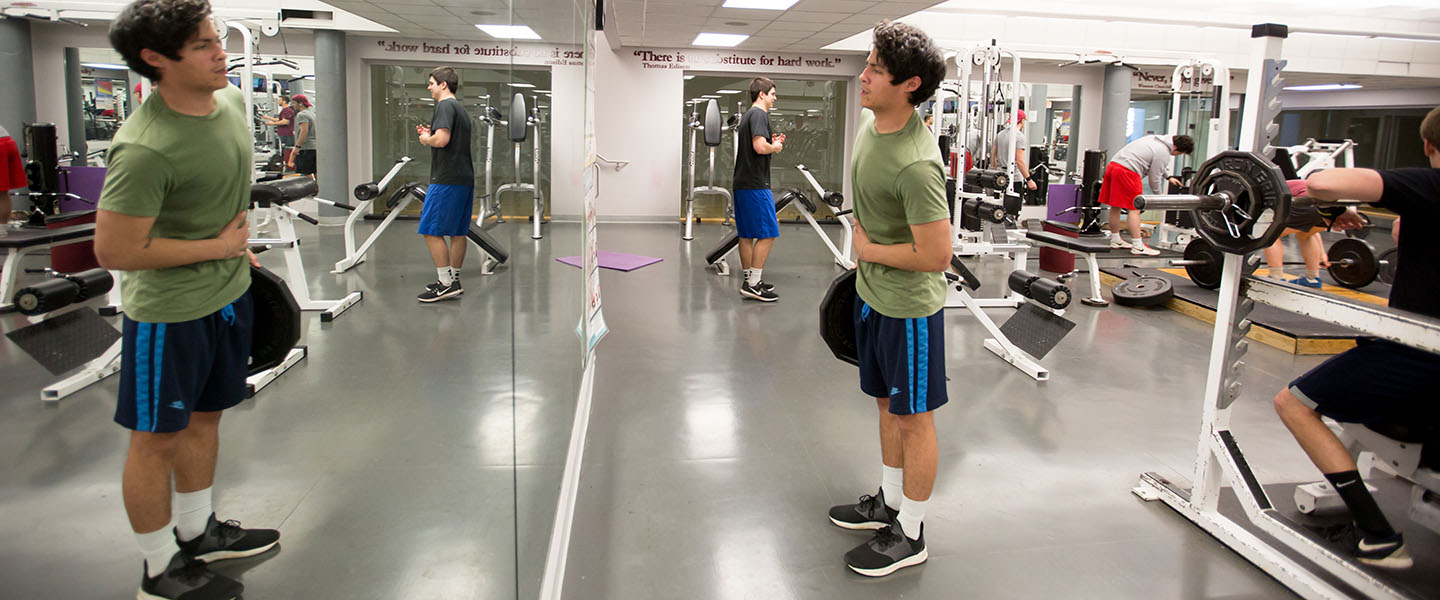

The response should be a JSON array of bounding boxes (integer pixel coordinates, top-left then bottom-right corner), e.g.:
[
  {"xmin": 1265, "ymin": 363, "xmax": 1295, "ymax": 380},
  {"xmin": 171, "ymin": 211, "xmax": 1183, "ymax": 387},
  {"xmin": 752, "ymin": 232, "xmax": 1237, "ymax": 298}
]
[{"xmin": 557, "ymin": 251, "xmax": 663, "ymax": 272}]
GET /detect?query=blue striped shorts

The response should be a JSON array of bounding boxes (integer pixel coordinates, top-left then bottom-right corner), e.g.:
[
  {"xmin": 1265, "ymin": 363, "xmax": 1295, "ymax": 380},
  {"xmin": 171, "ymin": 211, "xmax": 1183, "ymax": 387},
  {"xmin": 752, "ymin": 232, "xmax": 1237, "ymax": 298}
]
[
  {"xmin": 854, "ymin": 297, "xmax": 948, "ymax": 415},
  {"xmin": 114, "ymin": 293, "xmax": 252, "ymax": 433}
]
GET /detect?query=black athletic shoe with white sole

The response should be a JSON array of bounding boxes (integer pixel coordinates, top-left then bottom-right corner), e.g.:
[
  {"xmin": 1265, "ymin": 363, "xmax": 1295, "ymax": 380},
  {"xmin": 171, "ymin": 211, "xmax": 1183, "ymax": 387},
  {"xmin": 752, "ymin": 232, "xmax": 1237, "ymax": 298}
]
[
  {"xmin": 845, "ymin": 522, "xmax": 927, "ymax": 577},
  {"xmin": 829, "ymin": 489, "xmax": 898, "ymax": 530},
  {"xmin": 739, "ymin": 281, "xmax": 778, "ymax": 302},
  {"xmin": 138, "ymin": 552, "xmax": 243, "ymax": 600},
  {"xmin": 1356, "ymin": 533, "xmax": 1413, "ymax": 569},
  {"xmin": 418, "ymin": 280, "xmax": 463, "ymax": 302},
  {"xmin": 177, "ymin": 514, "xmax": 280, "ymax": 563}
]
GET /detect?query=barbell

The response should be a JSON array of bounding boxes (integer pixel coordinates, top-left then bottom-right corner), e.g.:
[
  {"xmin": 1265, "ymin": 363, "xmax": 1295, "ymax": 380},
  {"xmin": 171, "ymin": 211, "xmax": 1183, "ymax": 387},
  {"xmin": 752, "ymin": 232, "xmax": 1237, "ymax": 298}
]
[
  {"xmin": 1177, "ymin": 237, "xmax": 1390, "ymax": 290},
  {"xmin": 1132, "ymin": 150, "xmax": 1364, "ymax": 255}
]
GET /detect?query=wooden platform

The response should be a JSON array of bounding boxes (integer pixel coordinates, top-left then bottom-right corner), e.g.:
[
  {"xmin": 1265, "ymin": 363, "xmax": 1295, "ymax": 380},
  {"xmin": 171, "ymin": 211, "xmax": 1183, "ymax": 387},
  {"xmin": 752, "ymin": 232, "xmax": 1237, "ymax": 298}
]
[{"xmin": 1100, "ymin": 266, "xmax": 1391, "ymax": 355}]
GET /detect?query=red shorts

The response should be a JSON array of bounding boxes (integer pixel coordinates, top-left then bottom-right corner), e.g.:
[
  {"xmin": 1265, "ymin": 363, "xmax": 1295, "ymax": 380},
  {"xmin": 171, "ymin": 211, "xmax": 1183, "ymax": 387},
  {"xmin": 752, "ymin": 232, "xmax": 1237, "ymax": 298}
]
[
  {"xmin": 1097, "ymin": 162, "xmax": 1142, "ymax": 210},
  {"xmin": 0, "ymin": 135, "xmax": 24, "ymax": 191}
]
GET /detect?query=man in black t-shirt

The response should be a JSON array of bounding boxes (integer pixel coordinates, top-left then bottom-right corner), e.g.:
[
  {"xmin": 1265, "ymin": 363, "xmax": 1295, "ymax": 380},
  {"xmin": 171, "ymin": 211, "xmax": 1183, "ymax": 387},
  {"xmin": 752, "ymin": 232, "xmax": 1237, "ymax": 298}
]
[
  {"xmin": 732, "ymin": 76, "xmax": 786, "ymax": 302},
  {"xmin": 1273, "ymin": 105, "xmax": 1440, "ymax": 570},
  {"xmin": 415, "ymin": 66, "xmax": 474, "ymax": 303}
]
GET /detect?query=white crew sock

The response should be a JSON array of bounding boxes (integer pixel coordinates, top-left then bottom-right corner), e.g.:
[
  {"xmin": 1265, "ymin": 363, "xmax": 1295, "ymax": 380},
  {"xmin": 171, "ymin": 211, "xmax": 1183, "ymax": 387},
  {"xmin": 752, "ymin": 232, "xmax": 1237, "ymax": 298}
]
[
  {"xmin": 137, "ymin": 525, "xmax": 180, "ymax": 578},
  {"xmin": 897, "ymin": 495, "xmax": 929, "ymax": 541},
  {"xmin": 747, "ymin": 268, "xmax": 763, "ymax": 286},
  {"xmin": 450, "ymin": 267, "xmax": 461, "ymax": 281},
  {"xmin": 1304, "ymin": 268, "xmax": 1320, "ymax": 280},
  {"xmin": 175, "ymin": 487, "xmax": 213, "ymax": 542},
  {"xmin": 1271, "ymin": 264, "xmax": 1287, "ymax": 278},
  {"xmin": 437, "ymin": 267, "xmax": 453, "ymax": 285},
  {"xmin": 881, "ymin": 465, "xmax": 904, "ymax": 511}
]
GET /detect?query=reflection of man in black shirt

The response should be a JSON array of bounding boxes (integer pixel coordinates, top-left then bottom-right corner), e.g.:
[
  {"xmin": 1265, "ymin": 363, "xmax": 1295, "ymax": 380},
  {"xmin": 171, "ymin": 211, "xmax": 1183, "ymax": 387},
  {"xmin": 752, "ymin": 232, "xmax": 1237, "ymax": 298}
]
[
  {"xmin": 1273, "ymin": 105, "xmax": 1440, "ymax": 570},
  {"xmin": 732, "ymin": 77, "xmax": 786, "ymax": 302},
  {"xmin": 414, "ymin": 66, "xmax": 474, "ymax": 303}
]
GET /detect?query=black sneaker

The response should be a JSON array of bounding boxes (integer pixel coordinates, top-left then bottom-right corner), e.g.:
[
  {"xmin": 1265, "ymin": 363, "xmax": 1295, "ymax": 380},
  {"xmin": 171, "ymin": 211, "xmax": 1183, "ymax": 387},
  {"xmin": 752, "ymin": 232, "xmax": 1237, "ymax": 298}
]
[
  {"xmin": 828, "ymin": 489, "xmax": 898, "ymax": 530},
  {"xmin": 418, "ymin": 280, "xmax": 462, "ymax": 302},
  {"xmin": 138, "ymin": 551, "xmax": 243, "ymax": 600},
  {"xmin": 739, "ymin": 281, "xmax": 778, "ymax": 302},
  {"xmin": 1356, "ymin": 532, "xmax": 1413, "ymax": 569},
  {"xmin": 757, "ymin": 280, "xmax": 775, "ymax": 292},
  {"xmin": 177, "ymin": 513, "xmax": 280, "ymax": 563},
  {"xmin": 844, "ymin": 521, "xmax": 927, "ymax": 577}
]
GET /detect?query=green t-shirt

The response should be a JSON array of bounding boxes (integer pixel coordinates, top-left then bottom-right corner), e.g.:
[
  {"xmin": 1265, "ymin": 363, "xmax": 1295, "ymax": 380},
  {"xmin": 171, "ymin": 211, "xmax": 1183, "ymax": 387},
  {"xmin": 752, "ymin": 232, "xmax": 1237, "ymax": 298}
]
[
  {"xmin": 98, "ymin": 85, "xmax": 252, "ymax": 323},
  {"xmin": 850, "ymin": 110, "xmax": 949, "ymax": 318}
]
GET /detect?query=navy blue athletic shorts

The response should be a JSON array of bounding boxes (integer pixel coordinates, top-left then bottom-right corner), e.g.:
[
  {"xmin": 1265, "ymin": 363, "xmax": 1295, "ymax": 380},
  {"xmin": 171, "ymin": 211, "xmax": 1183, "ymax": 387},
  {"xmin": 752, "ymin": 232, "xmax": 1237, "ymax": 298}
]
[
  {"xmin": 1289, "ymin": 337, "xmax": 1440, "ymax": 426},
  {"xmin": 418, "ymin": 183, "xmax": 474, "ymax": 237},
  {"xmin": 115, "ymin": 293, "xmax": 253, "ymax": 433},
  {"xmin": 734, "ymin": 188, "xmax": 779, "ymax": 240},
  {"xmin": 854, "ymin": 296, "xmax": 948, "ymax": 415}
]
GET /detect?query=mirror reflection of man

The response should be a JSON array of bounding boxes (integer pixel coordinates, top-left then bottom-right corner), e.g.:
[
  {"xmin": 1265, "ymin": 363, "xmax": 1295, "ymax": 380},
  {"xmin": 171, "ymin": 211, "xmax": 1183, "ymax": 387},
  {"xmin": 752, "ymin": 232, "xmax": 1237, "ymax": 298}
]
[{"xmin": 732, "ymin": 76, "xmax": 786, "ymax": 302}]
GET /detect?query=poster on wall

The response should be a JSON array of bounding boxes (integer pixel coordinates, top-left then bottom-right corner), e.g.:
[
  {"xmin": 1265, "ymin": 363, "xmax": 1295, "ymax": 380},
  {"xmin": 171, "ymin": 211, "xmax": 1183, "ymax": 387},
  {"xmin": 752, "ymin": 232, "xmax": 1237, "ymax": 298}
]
[
  {"xmin": 578, "ymin": 163, "xmax": 607, "ymax": 361},
  {"xmin": 631, "ymin": 48, "xmax": 855, "ymax": 75}
]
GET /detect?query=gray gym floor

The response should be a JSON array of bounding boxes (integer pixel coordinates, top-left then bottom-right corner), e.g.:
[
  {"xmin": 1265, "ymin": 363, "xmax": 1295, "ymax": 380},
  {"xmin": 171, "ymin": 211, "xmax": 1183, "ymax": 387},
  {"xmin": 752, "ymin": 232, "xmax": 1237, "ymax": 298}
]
[{"xmin": 0, "ymin": 216, "xmax": 1428, "ymax": 599}]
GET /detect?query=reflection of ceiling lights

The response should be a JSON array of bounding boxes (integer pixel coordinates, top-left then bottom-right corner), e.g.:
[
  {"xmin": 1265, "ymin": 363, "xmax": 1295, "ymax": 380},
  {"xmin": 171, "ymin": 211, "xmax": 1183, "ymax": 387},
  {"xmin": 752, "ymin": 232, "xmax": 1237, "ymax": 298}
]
[
  {"xmin": 509, "ymin": 82, "xmax": 536, "ymax": 88},
  {"xmin": 693, "ymin": 33, "xmax": 748, "ymax": 47},
  {"xmin": 701, "ymin": 94, "xmax": 722, "ymax": 99},
  {"xmin": 1282, "ymin": 83, "xmax": 1363, "ymax": 91},
  {"xmin": 722, "ymin": 0, "xmax": 799, "ymax": 10},
  {"xmin": 82, "ymin": 62, "xmax": 130, "ymax": 70},
  {"xmin": 684, "ymin": 75, "xmax": 695, "ymax": 80},
  {"xmin": 716, "ymin": 89, "xmax": 742, "ymax": 94},
  {"xmin": 807, "ymin": 109, "xmax": 820, "ymax": 112},
  {"xmin": 475, "ymin": 24, "xmax": 541, "ymax": 40}
]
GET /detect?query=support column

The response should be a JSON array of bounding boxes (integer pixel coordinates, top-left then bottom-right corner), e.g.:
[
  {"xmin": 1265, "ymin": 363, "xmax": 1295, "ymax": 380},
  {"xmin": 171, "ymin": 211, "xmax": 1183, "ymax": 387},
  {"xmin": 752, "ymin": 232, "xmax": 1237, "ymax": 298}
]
[
  {"xmin": 315, "ymin": 29, "xmax": 349, "ymax": 217},
  {"xmin": 1067, "ymin": 86, "xmax": 1082, "ymax": 174},
  {"xmin": 1027, "ymin": 84, "xmax": 1046, "ymax": 147},
  {"xmin": 1100, "ymin": 64, "xmax": 1131, "ymax": 158},
  {"xmin": 0, "ymin": 19, "xmax": 37, "ymax": 140},
  {"xmin": 64, "ymin": 47, "xmax": 87, "ymax": 163}
]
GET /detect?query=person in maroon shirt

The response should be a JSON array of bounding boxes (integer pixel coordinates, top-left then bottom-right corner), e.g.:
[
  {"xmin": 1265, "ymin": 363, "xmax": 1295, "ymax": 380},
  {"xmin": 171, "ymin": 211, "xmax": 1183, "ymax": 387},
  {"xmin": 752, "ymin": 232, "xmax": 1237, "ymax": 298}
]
[{"xmin": 261, "ymin": 95, "xmax": 294, "ymax": 168}]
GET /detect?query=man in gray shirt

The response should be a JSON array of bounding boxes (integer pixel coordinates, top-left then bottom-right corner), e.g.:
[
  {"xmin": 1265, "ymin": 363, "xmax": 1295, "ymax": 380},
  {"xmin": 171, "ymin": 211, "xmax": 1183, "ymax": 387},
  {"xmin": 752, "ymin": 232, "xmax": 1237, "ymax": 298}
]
[
  {"xmin": 1095, "ymin": 134, "xmax": 1194, "ymax": 255},
  {"xmin": 288, "ymin": 94, "xmax": 317, "ymax": 178}
]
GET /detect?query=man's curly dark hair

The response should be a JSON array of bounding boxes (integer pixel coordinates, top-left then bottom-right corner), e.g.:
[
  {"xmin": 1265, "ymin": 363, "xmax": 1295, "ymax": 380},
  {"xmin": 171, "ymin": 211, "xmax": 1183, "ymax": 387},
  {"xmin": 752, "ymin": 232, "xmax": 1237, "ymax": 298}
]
[
  {"xmin": 109, "ymin": 0, "xmax": 214, "ymax": 82},
  {"xmin": 871, "ymin": 20, "xmax": 945, "ymax": 107}
]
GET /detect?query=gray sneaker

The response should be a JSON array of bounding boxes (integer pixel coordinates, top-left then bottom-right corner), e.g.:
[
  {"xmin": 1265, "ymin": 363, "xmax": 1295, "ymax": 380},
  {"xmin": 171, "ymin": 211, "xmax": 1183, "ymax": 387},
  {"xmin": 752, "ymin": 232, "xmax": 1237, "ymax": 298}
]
[
  {"xmin": 138, "ymin": 551, "xmax": 243, "ymax": 600},
  {"xmin": 844, "ymin": 521, "xmax": 927, "ymax": 577}
]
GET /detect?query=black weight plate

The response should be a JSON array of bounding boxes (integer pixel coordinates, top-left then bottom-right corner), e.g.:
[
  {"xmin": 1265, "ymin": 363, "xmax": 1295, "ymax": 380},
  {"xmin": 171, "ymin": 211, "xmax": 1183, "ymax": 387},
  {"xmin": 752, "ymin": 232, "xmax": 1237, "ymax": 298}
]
[
  {"xmin": 1189, "ymin": 151, "xmax": 1290, "ymax": 255},
  {"xmin": 1182, "ymin": 238, "xmax": 1225, "ymax": 290},
  {"xmin": 1377, "ymin": 247, "xmax": 1398, "ymax": 285},
  {"xmin": 249, "ymin": 265, "xmax": 302, "ymax": 376},
  {"xmin": 819, "ymin": 269, "xmax": 859, "ymax": 366},
  {"xmin": 1327, "ymin": 238, "xmax": 1378, "ymax": 289},
  {"xmin": 1112, "ymin": 276, "xmax": 1173, "ymax": 307}
]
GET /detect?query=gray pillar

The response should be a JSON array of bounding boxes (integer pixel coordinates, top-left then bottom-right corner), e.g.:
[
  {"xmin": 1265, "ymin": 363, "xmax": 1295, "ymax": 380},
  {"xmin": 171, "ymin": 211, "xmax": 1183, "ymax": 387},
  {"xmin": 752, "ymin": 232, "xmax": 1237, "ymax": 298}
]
[
  {"xmin": 1027, "ymin": 84, "xmax": 1046, "ymax": 147},
  {"xmin": 315, "ymin": 30, "xmax": 348, "ymax": 217},
  {"xmin": 1100, "ymin": 64, "xmax": 1131, "ymax": 158},
  {"xmin": 1067, "ymin": 86, "xmax": 1082, "ymax": 174},
  {"xmin": 0, "ymin": 19, "xmax": 37, "ymax": 142},
  {"xmin": 127, "ymin": 70, "xmax": 143, "ymax": 118},
  {"xmin": 64, "ymin": 47, "xmax": 87, "ymax": 163}
]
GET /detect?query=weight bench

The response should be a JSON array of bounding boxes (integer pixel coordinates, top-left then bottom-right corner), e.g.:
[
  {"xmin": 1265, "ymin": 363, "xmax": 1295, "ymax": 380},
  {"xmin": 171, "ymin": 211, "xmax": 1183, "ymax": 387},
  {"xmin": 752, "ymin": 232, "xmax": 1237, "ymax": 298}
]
[
  {"xmin": 249, "ymin": 177, "xmax": 363, "ymax": 323},
  {"xmin": 0, "ymin": 224, "xmax": 98, "ymax": 314},
  {"xmin": 946, "ymin": 256, "xmax": 1076, "ymax": 381},
  {"xmin": 1294, "ymin": 422, "xmax": 1440, "ymax": 536},
  {"xmin": 1021, "ymin": 224, "xmax": 1114, "ymax": 307}
]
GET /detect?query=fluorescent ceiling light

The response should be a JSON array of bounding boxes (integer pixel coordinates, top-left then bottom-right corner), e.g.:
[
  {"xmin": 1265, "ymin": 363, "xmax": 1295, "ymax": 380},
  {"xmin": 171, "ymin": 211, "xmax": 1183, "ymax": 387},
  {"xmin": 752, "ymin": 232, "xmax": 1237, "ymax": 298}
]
[
  {"xmin": 82, "ymin": 62, "xmax": 130, "ymax": 70},
  {"xmin": 1283, "ymin": 83, "xmax": 1363, "ymax": 91},
  {"xmin": 701, "ymin": 94, "xmax": 722, "ymax": 99},
  {"xmin": 684, "ymin": 75, "xmax": 695, "ymax": 80},
  {"xmin": 693, "ymin": 33, "xmax": 748, "ymax": 47},
  {"xmin": 475, "ymin": 24, "xmax": 541, "ymax": 40},
  {"xmin": 716, "ymin": 89, "xmax": 742, "ymax": 94},
  {"xmin": 508, "ymin": 82, "xmax": 536, "ymax": 88},
  {"xmin": 722, "ymin": 0, "xmax": 799, "ymax": 9}
]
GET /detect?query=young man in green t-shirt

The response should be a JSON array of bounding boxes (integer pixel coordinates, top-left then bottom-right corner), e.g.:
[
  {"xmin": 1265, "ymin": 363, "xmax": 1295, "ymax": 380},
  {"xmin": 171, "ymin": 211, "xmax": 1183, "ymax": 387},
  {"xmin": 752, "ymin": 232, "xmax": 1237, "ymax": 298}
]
[
  {"xmin": 96, "ymin": 1, "xmax": 279, "ymax": 598},
  {"xmin": 825, "ymin": 21, "xmax": 950, "ymax": 578}
]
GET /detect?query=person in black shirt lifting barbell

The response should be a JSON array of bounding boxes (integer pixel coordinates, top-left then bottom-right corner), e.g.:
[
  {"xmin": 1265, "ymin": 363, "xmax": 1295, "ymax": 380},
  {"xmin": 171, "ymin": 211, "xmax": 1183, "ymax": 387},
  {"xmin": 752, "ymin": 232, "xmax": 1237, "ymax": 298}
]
[{"xmin": 1272, "ymin": 105, "xmax": 1440, "ymax": 570}]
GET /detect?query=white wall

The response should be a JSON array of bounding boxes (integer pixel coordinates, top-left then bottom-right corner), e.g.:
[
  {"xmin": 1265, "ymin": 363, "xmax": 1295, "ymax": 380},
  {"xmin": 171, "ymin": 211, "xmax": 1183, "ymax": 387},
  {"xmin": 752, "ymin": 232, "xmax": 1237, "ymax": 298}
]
[
  {"xmin": 1280, "ymin": 86, "xmax": 1440, "ymax": 111},
  {"xmin": 592, "ymin": 31, "xmax": 865, "ymax": 220}
]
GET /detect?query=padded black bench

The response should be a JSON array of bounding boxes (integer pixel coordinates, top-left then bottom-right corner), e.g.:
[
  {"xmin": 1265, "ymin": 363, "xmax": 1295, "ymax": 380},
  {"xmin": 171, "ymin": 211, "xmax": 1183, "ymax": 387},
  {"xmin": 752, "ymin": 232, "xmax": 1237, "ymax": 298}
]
[
  {"xmin": 0, "ymin": 224, "xmax": 99, "ymax": 313},
  {"xmin": 1021, "ymin": 224, "xmax": 1112, "ymax": 307}
]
